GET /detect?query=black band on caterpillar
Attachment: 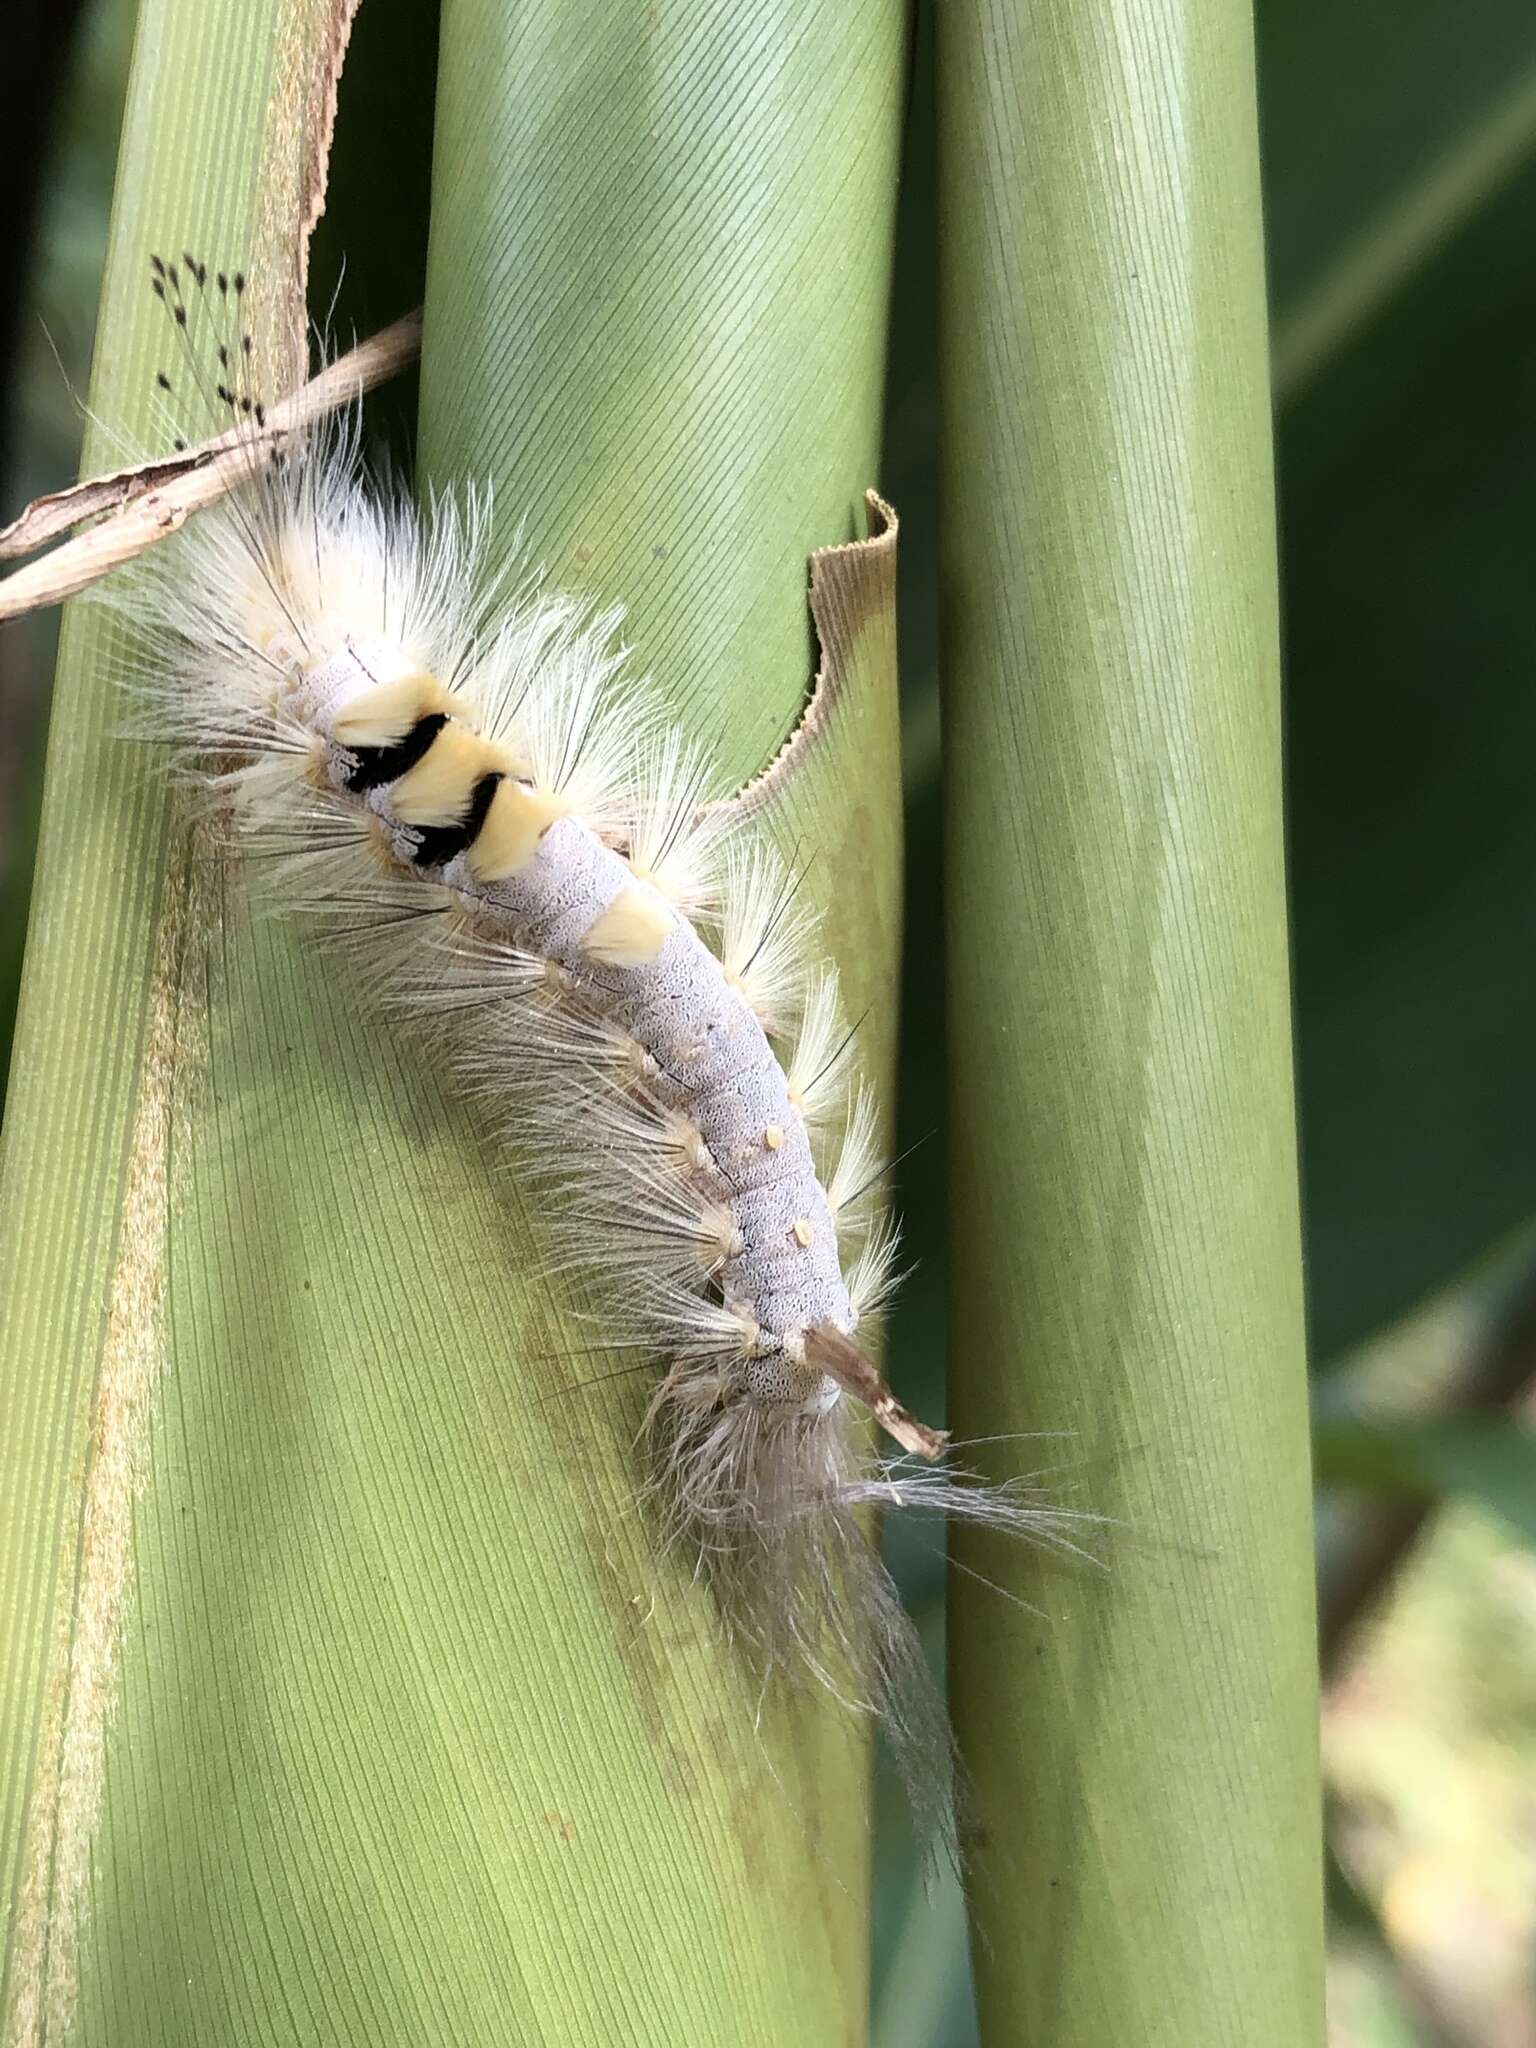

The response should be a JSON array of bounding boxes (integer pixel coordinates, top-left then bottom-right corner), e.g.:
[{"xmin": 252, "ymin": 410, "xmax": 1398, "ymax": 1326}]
[{"xmin": 342, "ymin": 710, "xmax": 449, "ymax": 792}]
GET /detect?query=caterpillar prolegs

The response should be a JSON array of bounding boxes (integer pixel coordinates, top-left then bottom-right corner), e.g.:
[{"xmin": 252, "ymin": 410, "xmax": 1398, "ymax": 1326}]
[{"xmin": 117, "ymin": 258, "xmax": 1075, "ymax": 1829}]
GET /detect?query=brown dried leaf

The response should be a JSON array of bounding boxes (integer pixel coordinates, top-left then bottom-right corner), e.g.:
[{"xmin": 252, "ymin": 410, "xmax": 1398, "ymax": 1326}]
[{"xmin": 253, "ymin": 0, "xmax": 365, "ymax": 378}]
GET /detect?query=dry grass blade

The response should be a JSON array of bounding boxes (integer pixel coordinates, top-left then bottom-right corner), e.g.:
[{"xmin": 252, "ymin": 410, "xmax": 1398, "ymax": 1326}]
[{"xmin": 0, "ymin": 308, "xmax": 421, "ymax": 620}]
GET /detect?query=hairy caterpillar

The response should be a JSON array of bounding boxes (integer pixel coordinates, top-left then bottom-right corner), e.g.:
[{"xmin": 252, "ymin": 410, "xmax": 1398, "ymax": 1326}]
[{"xmin": 113, "ymin": 255, "xmax": 1076, "ymax": 1836}]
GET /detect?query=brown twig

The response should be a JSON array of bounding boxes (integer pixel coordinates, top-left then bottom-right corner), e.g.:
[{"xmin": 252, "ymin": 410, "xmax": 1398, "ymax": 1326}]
[
  {"xmin": 0, "ymin": 307, "xmax": 422, "ymax": 624},
  {"xmin": 803, "ymin": 1321, "xmax": 949, "ymax": 1460}
]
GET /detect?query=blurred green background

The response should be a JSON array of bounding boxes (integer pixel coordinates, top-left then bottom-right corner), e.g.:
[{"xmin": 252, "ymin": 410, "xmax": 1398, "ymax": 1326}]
[{"xmin": 3, "ymin": 2, "xmax": 1535, "ymax": 2042}]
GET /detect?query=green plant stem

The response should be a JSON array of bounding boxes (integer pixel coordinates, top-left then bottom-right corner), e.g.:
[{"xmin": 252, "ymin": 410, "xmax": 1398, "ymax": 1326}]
[{"xmin": 937, "ymin": 1, "xmax": 1323, "ymax": 2041}]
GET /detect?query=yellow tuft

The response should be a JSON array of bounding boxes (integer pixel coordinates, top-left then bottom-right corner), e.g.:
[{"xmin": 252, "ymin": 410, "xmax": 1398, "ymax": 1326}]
[
  {"xmin": 331, "ymin": 672, "xmax": 474, "ymax": 749},
  {"xmin": 466, "ymin": 782, "xmax": 573, "ymax": 881},
  {"xmin": 389, "ymin": 724, "xmax": 514, "ymax": 828},
  {"xmin": 792, "ymin": 1217, "xmax": 815, "ymax": 1248},
  {"xmin": 763, "ymin": 1124, "xmax": 784, "ymax": 1151},
  {"xmin": 581, "ymin": 884, "xmax": 673, "ymax": 968}
]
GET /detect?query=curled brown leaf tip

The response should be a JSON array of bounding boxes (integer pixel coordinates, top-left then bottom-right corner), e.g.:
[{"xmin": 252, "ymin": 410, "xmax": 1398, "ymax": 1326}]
[{"xmin": 714, "ymin": 489, "xmax": 898, "ymax": 818}]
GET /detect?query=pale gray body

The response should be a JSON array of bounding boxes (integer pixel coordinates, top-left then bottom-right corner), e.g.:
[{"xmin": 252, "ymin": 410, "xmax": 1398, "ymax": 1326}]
[{"xmin": 293, "ymin": 646, "xmax": 852, "ymax": 1407}]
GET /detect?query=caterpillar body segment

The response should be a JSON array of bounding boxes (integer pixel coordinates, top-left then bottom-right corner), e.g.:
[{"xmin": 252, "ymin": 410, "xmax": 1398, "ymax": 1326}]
[
  {"xmin": 121, "ymin": 258, "xmax": 1082, "ymax": 1838},
  {"xmin": 270, "ymin": 619, "xmax": 860, "ymax": 1418}
]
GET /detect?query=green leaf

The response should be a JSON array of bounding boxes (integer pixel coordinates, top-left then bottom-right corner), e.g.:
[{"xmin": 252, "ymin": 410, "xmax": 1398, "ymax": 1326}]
[
  {"xmin": 2, "ymin": 0, "xmax": 368, "ymax": 2032},
  {"xmin": 1, "ymin": 0, "xmax": 907, "ymax": 2039},
  {"xmin": 1259, "ymin": 0, "xmax": 1536, "ymax": 374},
  {"xmin": 1245, "ymin": 0, "xmax": 1536, "ymax": 1373},
  {"xmin": 1282, "ymin": 152, "xmax": 1536, "ymax": 1363},
  {"xmin": 1315, "ymin": 1417, "xmax": 1536, "ymax": 1547},
  {"xmin": 935, "ymin": 0, "xmax": 1324, "ymax": 2041}
]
